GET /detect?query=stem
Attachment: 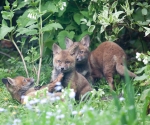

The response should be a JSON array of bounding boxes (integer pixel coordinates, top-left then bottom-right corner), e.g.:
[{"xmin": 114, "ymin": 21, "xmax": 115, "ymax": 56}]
[
  {"xmin": 11, "ymin": 39, "xmax": 29, "ymax": 78},
  {"xmin": 0, "ymin": 51, "xmax": 12, "ymax": 58},
  {"xmin": 36, "ymin": 0, "xmax": 43, "ymax": 86},
  {"xmin": 9, "ymin": 15, "xmax": 29, "ymax": 78}
]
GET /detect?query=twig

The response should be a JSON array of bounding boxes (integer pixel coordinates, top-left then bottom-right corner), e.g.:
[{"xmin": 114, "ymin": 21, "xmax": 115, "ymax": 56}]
[{"xmin": 0, "ymin": 51, "xmax": 12, "ymax": 58}]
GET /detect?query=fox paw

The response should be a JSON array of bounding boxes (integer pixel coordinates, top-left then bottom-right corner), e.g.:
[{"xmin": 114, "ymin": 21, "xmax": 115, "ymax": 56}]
[
  {"xmin": 34, "ymin": 85, "xmax": 42, "ymax": 90},
  {"xmin": 56, "ymin": 73, "xmax": 64, "ymax": 82}
]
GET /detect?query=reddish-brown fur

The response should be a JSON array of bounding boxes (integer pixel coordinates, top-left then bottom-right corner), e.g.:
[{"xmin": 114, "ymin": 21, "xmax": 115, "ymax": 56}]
[
  {"xmin": 2, "ymin": 75, "xmax": 63, "ymax": 104},
  {"xmin": 51, "ymin": 43, "xmax": 92, "ymax": 100},
  {"xmin": 65, "ymin": 35, "xmax": 136, "ymax": 90}
]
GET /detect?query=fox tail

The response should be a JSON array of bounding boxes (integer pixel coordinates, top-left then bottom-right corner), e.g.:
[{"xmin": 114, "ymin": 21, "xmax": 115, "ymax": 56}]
[{"xmin": 113, "ymin": 55, "xmax": 136, "ymax": 77}]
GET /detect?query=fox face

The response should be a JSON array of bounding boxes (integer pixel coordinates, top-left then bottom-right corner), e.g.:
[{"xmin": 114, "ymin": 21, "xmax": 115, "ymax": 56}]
[
  {"xmin": 52, "ymin": 43, "xmax": 79, "ymax": 73},
  {"xmin": 65, "ymin": 35, "xmax": 90, "ymax": 64},
  {"xmin": 2, "ymin": 76, "xmax": 34, "ymax": 95}
]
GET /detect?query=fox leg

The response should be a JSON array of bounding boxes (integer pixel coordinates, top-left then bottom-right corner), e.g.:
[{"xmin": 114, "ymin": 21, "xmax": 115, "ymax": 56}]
[
  {"xmin": 48, "ymin": 73, "xmax": 63, "ymax": 92},
  {"xmin": 103, "ymin": 69, "xmax": 114, "ymax": 90}
]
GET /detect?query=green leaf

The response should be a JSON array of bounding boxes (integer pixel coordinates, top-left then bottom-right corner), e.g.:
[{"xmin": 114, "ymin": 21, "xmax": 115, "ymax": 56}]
[
  {"xmin": 144, "ymin": 27, "xmax": 150, "ymax": 36},
  {"xmin": 1, "ymin": 11, "xmax": 14, "ymax": 20},
  {"xmin": 80, "ymin": 11, "xmax": 89, "ymax": 18},
  {"xmin": 42, "ymin": 1, "xmax": 58, "ymax": 13},
  {"xmin": 65, "ymin": 23, "xmax": 78, "ymax": 31},
  {"xmin": 26, "ymin": 20, "xmax": 37, "ymax": 27},
  {"xmin": 0, "ymin": 25, "xmax": 14, "ymax": 40},
  {"xmin": 134, "ymin": 74, "xmax": 148, "ymax": 81},
  {"xmin": 93, "ymin": 12, "xmax": 97, "ymax": 22},
  {"xmin": 24, "ymin": 56, "xmax": 31, "ymax": 63},
  {"xmin": 140, "ymin": 89, "xmax": 150, "ymax": 101},
  {"xmin": 29, "ymin": 36, "xmax": 38, "ymax": 43},
  {"xmin": 75, "ymin": 31, "xmax": 90, "ymax": 41},
  {"xmin": 16, "ymin": 28, "xmax": 37, "ymax": 37},
  {"xmin": 2, "ymin": 19, "xmax": 7, "ymax": 26},
  {"xmin": 42, "ymin": 23, "xmax": 63, "ymax": 32},
  {"xmin": 135, "ymin": 66, "xmax": 146, "ymax": 74},
  {"xmin": 88, "ymin": 25, "xmax": 95, "ymax": 32},
  {"xmin": 12, "ymin": 0, "xmax": 17, "ymax": 8},
  {"xmin": 111, "ymin": 1, "xmax": 118, "ymax": 8},
  {"xmin": 14, "ymin": 1, "xmax": 28, "ymax": 11},
  {"xmin": 73, "ymin": 13, "xmax": 84, "ymax": 25},
  {"xmin": 142, "ymin": 8, "xmax": 147, "ymax": 15},
  {"xmin": 57, "ymin": 30, "xmax": 75, "ymax": 49}
]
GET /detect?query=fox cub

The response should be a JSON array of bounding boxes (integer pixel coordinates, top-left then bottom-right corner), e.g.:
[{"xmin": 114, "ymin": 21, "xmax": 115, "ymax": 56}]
[
  {"xmin": 65, "ymin": 35, "xmax": 136, "ymax": 90},
  {"xmin": 65, "ymin": 36, "xmax": 92, "ymax": 83},
  {"xmin": 51, "ymin": 43, "xmax": 92, "ymax": 100},
  {"xmin": 2, "ymin": 75, "xmax": 63, "ymax": 104}
]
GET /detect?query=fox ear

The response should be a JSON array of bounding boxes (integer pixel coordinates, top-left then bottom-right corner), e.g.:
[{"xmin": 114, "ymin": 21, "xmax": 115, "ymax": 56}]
[
  {"xmin": 65, "ymin": 37, "xmax": 74, "ymax": 49},
  {"xmin": 80, "ymin": 35, "xmax": 90, "ymax": 47},
  {"xmin": 69, "ymin": 44, "xmax": 79, "ymax": 56},
  {"xmin": 7, "ymin": 77, "xmax": 16, "ymax": 85},
  {"xmin": 52, "ymin": 43, "xmax": 62, "ymax": 55},
  {"xmin": 2, "ymin": 78, "xmax": 8, "ymax": 84}
]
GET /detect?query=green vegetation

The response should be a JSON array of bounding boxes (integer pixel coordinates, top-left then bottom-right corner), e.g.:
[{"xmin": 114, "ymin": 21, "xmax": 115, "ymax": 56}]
[{"xmin": 0, "ymin": 0, "xmax": 150, "ymax": 124}]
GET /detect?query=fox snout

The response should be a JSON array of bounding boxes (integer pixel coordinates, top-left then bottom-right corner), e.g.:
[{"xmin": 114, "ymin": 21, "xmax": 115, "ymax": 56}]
[
  {"xmin": 76, "ymin": 54, "xmax": 87, "ymax": 63},
  {"xmin": 60, "ymin": 65, "xmax": 68, "ymax": 72}
]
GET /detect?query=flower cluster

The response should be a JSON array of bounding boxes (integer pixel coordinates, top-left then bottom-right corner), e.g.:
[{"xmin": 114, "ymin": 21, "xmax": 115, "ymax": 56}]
[
  {"xmin": 27, "ymin": 13, "xmax": 37, "ymax": 20},
  {"xmin": 61, "ymin": 89, "xmax": 76, "ymax": 99},
  {"xmin": 136, "ymin": 52, "xmax": 149, "ymax": 65},
  {"xmin": 58, "ymin": 2, "xmax": 66, "ymax": 10}
]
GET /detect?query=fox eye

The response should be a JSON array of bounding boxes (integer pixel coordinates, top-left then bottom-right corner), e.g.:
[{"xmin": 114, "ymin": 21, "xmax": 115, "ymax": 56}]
[
  {"xmin": 23, "ymin": 79, "xmax": 27, "ymax": 82},
  {"xmin": 57, "ymin": 60, "xmax": 61, "ymax": 63},
  {"xmin": 80, "ymin": 51, "xmax": 84, "ymax": 54},
  {"xmin": 70, "ymin": 53, "xmax": 75, "ymax": 56},
  {"xmin": 65, "ymin": 61, "xmax": 70, "ymax": 64}
]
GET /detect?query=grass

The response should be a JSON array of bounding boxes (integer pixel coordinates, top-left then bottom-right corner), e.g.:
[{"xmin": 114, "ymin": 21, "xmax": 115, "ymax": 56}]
[{"xmin": 0, "ymin": 62, "xmax": 150, "ymax": 125}]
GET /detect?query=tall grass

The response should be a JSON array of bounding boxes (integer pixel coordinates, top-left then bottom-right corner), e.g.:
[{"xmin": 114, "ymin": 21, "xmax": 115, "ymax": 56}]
[{"xmin": 0, "ymin": 70, "xmax": 150, "ymax": 125}]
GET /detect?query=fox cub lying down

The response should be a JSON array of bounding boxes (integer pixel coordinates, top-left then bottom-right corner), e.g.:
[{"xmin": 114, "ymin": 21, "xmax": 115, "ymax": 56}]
[
  {"xmin": 2, "ymin": 74, "xmax": 63, "ymax": 104},
  {"xmin": 65, "ymin": 35, "xmax": 136, "ymax": 90}
]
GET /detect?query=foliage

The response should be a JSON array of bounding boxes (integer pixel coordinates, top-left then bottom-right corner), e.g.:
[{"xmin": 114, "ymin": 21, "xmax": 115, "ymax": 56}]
[
  {"xmin": 0, "ymin": 72, "xmax": 150, "ymax": 125},
  {"xmin": 0, "ymin": 0, "xmax": 150, "ymax": 124},
  {"xmin": 134, "ymin": 52, "xmax": 150, "ymax": 86}
]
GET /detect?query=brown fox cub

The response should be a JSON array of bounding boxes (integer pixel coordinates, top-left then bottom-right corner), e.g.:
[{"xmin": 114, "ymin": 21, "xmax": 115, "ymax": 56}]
[
  {"xmin": 65, "ymin": 35, "xmax": 136, "ymax": 90},
  {"xmin": 2, "ymin": 75, "xmax": 63, "ymax": 104},
  {"xmin": 51, "ymin": 43, "xmax": 92, "ymax": 100},
  {"xmin": 65, "ymin": 36, "xmax": 92, "ymax": 83}
]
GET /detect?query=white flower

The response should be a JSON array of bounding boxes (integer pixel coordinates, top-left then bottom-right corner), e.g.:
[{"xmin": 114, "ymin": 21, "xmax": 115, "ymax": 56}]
[
  {"xmin": 129, "ymin": 105, "xmax": 134, "ymax": 110},
  {"xmin": 0, "ymin": 108, "xmax": 6, "ymax": 112},
  {"xmin": 40, "ymin": 98, "xmax": 48, "ymax": 104},
  {"xmin": 12, "ymin": 119, "xmax": 21, "ymax": 125},
  {"xmin": 89, "ymin": 107, "xmax": 94, "ymax": 111},
  {"xmin": 119, "ymin": 97, "xmax": 125, "ymax": 101},
  {"xmin": 27, "ymin": 13, "xmax": 32, "ymax": 18},
  {"xmin": 143, "ymin": 57, "xmax": 148, "ymax": 64},
  {"xmin": 29, "ymin": 98, "xmax": 40, "ymax": 105},
  {"xmin": 59, "ymin": 2, "xmax": 66, "ymax": 10},
  {"xmin": 69, "ymin": 89, "xmax": 76, "ymax": 99},
  {"xmin": 72, "ymin": 110, "xmax": 78, "ymax": 115},
  {"xmin": 136, "ymin": 52, "xmax": 141, "ymax": 58},
  {"xmin": 63, "ymin": 2, "xmax": 66, "ymax": 7},
  {"xmin": 60, "ymin": 6, "xmax": 64, "ymax": 10},
  {"xmin": 137, "ymin": 58, "xmax": 141, "ymax": 61},
  {"xmin": 27, "ymin": 13, "xmax": 37, "ymax": 20},
  {"xmin": 91, "ymin": 0, "xmax": 97, "ymax": 2},
  {"xmin": 50, "ymin": 97, "xmax": 56, "ymax": 102},
  {"xmin": 56, "ymin": 114, "xmax": 65, "ymax": 119},
  {"xmin": 21, "ymin": 95, "xmax": 29, "ymax": 104},
  {"xmin": 46, "ymin": 112, "xmax": 53, "ymax": 118}
]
